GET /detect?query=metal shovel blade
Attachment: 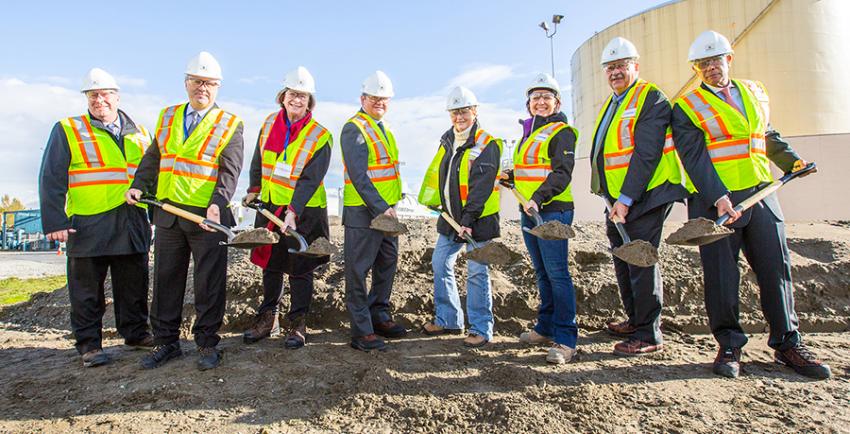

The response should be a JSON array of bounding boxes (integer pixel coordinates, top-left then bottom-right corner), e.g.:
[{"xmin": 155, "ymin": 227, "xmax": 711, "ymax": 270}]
[
  {"xmin": 665, "ymin": 217, "xmax": 734, "ymax": 246},
  {"xmin": 612, "ymin": 240, "xmax": 659, "ymax": 267},
  {"xmin": 466, "ymin": 241, "xmax": 522, "ymax": 266}
]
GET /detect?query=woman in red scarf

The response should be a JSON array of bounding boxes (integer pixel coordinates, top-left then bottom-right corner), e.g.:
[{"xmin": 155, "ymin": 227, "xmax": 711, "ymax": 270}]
[{"xmin": 241, "ymin": 66, "xmax": 333, "ymax": 349}]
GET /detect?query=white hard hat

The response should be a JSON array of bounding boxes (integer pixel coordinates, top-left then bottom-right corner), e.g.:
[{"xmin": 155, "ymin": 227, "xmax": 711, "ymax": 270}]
[
  {"xmin": 361, "ymin": 70, "xmax": 394, "ymax": 97},
  {"xmin": 601, "ymin": 37, "xmax": 640, "ymax": 65},
  {"xmin": 185, "ymin": 51, "xmax": 223, "ymax": 80},
  {"xmin": 688, "ymin": 30, "xmax": 734, "ymax": 62},
  {"xmin": 446, "ymin": 86, "xmax": 478, "ymax": 110},
  {"xmin": 526, "ymin": 73, "xmax": 561, "ymax": 98},
  {"xmin": 81, "ymin": 68, "xmax": 119, "ymax": 93},
  {"xmin": 283, "ymin": 66, "xmax": 316, "ymax": 94}
]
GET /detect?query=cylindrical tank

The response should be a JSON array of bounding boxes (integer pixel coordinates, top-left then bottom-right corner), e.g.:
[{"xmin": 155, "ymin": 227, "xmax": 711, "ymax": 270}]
[{"xmin": 569, "ymin": 0, "xmax": 850, "ymax": 220}]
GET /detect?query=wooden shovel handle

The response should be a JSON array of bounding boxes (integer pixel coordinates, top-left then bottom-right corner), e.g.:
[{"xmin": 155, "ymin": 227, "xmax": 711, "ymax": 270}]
[
  {"xmin": 716, "ymin": 162, "xmax": 817, "ymax": 225},
  {"xmin": 160, "ymin": 202, "xmax": 206, "ymax": 225},
  {"xmin": 509, "ymin": 187, "xmax": 545, "ymax": 226},
  {"xmin": 440, "ymin": 211, "xmax": 478, "ymax": 247}
]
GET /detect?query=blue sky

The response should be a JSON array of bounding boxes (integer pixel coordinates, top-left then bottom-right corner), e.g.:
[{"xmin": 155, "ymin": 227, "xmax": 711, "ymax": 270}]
[{"xmin": 1, "ymin": 0, "xmax": 665, "ymax": 206}]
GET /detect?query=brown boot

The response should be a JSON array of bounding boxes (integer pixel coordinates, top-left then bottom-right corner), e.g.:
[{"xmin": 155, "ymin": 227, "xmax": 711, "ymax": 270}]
[
  {"xmin": 284, "ymin": 316, "xmax": 307, "ymax": 349},
  {"xmin": 606, "ymin": 319, "xmax": 636, "ymax": 337},
  {"xmin": 243, "ymin": 310, "xmax": 280, "ymax": 344}
]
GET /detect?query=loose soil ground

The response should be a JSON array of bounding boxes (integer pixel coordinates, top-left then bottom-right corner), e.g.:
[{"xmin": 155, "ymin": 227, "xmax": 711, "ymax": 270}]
[{"xmin": 1, "ymin": 219, "xmax": 848, "ymax": 433}]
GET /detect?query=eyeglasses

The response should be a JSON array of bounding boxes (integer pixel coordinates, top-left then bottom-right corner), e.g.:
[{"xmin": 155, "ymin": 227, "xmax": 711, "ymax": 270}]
[
  {"xmin": 364, "ymin": 95, "xmax": 389, "ymax": 104},
  {"xmin": 186, "ymin": 78, "xmax": 221, "ymax": 88},
  {"xmin": 529, "ymin": 92, "xmax": 556, "ymax": 102},
  {"xmin": 693, "ymin": 55, "xmax": 726, "ymax": 70},
  {"xmin": 85, "ymin": 90, "xmax": 117, "ymax": 100},
  {"xmin": 602, "ymin": 60, "xmax": 634, "ymax": 73},
  {"xmin": 285, "ymin": 91, "xmax": 310, "ymax": 101},
  {"xmin": 449, "ymin": 107, "xmax": 474, "ymax": 117}
]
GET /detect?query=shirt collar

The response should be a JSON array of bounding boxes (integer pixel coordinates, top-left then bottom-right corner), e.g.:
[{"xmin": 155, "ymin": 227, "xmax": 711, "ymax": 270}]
[
  {"xmin": 705, "ymin": 81, "xmax": 736, "ymax": 94},
  {"xmin": 186, "ymin": 104, "xmax": 212, "ymax": 120},
  {"xmin": 612, "ymin": 80, "xmax": 638, "ymax": 103}
]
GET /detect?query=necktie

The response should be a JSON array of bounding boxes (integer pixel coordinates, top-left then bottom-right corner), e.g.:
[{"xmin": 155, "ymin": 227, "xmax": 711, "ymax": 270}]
[
  {"xmin": 186, "ymin": 112, "xmax": 200, "ymax": 136},
  {"xmin": 107, "ymin": 123, "xmax": 120, "ymax": 137},
  {"xmin": 719, "ymin": 87, "xmax": 743, "ymax": 114}
]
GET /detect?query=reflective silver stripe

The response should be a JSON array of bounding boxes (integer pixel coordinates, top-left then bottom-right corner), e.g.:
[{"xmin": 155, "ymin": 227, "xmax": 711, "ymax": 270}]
[
  {"xmin": 605, "ymin": 153, "xmax": 632, "ymax": 168},
  {"xmin": 156, "ymin": 106, "xmax": 178, "ymax": 149},
  {"xmin": 69, "ymin": 170, "xmax": 127, "ymax": 185},
  {"xmin": 259, "ymin": 113, "xmax": 276, "ymax": 151},
  {"xmin": 353, "ymin": 115, "xmax": 391, "ymax": 163},
  {"xmin": 261, "ymin": 165, "xmax": 273, "ymax": 178},
  {"xmin": 160, "ymin": 156, "xmax": 175, "ymax": 171},
  {"xmin": 199, "ymin": 112, "xmax": 236, "ymax": 162},
  {"xmin": 127, "ymin": 166, "xmax": 137, "ymax": 177},
  {"xmin": 707, "ymin": 143, "xmax": 749, "ymax": 160},
  {"xmin": 522, "ymin": 123, "xmax": 563, "ymax": 164},
  {"xmin": 292, "ymin": 123, "xmax": 327, "ymax": 178},
  {"xmin": 271, "ymin": 173, "xmax": 296, "ymax": 188},
  {"xmin": 684, "ymin": 93, "xmax": 726, "ymax": 140},
  {"xmin": 515, "ymin": 167, "xmax": 550, "ymax": 179},
  {"xmin": 172, "ymin": 160, "xmax": 218, "ymax": 179},
  {"xmin": 751, "ymin": 136, "xmax": 766, "ymax": 153},
  {"xmin": 664, "ymin": 136, "xmax": 674, "ymax": 151},
  {"xmin": 366, "ymin": 167, "xmax": 398, "ymax": 180},
  {"xmin": 70, "ymin": 116, "xmax": 103, "ymax": 168}
]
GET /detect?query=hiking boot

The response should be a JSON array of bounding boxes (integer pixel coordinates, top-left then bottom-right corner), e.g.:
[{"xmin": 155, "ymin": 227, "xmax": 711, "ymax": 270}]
[
  {"xmin": 284, "ymin": 316, "xmax": 307, "ymax": 350},
  {"xmin": 140, "ymin": 342, "xmax": 182, "ymax": 370},
  {"xmin": 606, "ymin": 319, "xmax": 636, "ymax": 337},
  {"xmin": 422, "ymin": 322, "xmax": 463, "ymax": 336},
  {"xmin": 519, "ymin": 329, "xmax": 552, "ymax": 345},
  {"xmin": 125, "ymin": 334, "xmax": 155, "ymax": 349},
  {"xmin": 374, "ymin": 320, "xmax": 408, "ymax": 339},
  {"xmin": 463, "ymin": 334, "xmax": 488, "ymax": 348},
  {"xmin": 546, "ymin": 343, "xmax": 576, "ymax": 364},
  {"xmin": 775, "ymin": 344, "xmax": 832, "ymax": 380},
  {"xmin": 350, "ymin": 334, "xmax": 387, "ymax": 352},
  {"xmin": 613, "ymin": 339, "xmax": 663, "ymax": 357},
  {"xmin": 197, "ymin": 347, "xmax": 222, "ymax": 371},
  {"xmin": 81, "ymin": 349, "xmax": 111, "ymax": 368},
  {"xmin": 713, "ymin": 347, "xmax": 741, "ymax": 378},
  {"xmin": 243, "ymin": 310, "xmax": 280, "ymax": 344}
]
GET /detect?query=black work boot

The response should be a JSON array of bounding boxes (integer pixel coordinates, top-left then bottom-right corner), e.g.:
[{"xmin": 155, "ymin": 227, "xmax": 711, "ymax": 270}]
[
  {"xmin": 82, "ymin": 349, "xmax": 112, "ymax": 368},
  {"xmin": 712, "ymin": 347, "xmax": 742, "ymax": 378},
  {"xmin": 197, "ymin": 347, "xmax": 222, "ymax": 371},
  {"xmin": 775, "ymin": 343, "xmax": 832, "ymax": 380},
  {"xmin": 350, "ymin": 334, "xmax": 387, "ymax": 352},
  {"xmin": 140, "ymin": 342, "xmax": 183, "ymax": 370}
]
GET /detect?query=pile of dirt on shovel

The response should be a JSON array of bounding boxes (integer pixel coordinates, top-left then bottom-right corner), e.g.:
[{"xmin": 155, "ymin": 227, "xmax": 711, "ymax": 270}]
[{"xmin": 2, "ymin": 220, "xmax": 849, "ymax": 337}]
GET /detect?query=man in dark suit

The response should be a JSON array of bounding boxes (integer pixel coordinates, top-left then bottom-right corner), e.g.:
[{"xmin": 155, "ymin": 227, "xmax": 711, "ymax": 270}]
[{"xmin": 672, "ymin": 30, "xmax": 830, "ymax": 379}]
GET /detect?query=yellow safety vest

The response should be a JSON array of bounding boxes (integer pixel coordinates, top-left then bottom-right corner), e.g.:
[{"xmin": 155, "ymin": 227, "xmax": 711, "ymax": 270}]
[
  {"xmin": 513, "ymin": 121, "xmax": 576, "ymax": 205},
  {"xmin": 591, "ymin": 80, "xmax": 691, "ymax": 198},
  {"xmin": 154, "ymin": 104, "xmax": 242, "ymax": 207},
  {"xmin": 257, "ymin": 112, "xmax": 331, "ymax": 208},
  {"xmin": 418, "ymin": 128, "xmax": 502, "ymax": 217},
  {"xmin": 61, "ymin": 114, "xmax": 151, "ymax": 216},
  {"xmin": 342, "ymin": 112, "xmax": 402, "ymax": 207},
  {"xmin": 675, "ymin": 79, "xmax": 772, "ymax": 191}
]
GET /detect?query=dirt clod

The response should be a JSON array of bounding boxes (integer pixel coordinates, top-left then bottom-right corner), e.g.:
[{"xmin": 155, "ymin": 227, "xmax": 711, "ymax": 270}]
[
  {"xmin": 304, "ymin": 237, "xmax": 337, "ymax": 257},
  {"xmin": 229, "ymin": 228, "xmax": 280, "ymax": 246},
  {"xmin": 465, "ymin": 241, "xmax": 522, "ymax": 266},
  {"xmin": 666, "ymin": 217, "xmax": 734, "ymax": 246},
  {"xmin": 612, "ymin": 240, "xmax": 658, "ymax": 267},
  {"xmin": 527, "ymin": 220, "xmax": 576, "ymax": 240},
  {"xmin": 370, "ymin": 214, "xmax": 409, "ymax": 236}
]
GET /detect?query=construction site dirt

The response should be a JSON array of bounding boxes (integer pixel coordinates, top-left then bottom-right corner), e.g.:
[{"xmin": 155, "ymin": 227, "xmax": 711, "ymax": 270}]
[{"xmin": 1, "ymin": 219, "xmax": 848, "ymax": 432}]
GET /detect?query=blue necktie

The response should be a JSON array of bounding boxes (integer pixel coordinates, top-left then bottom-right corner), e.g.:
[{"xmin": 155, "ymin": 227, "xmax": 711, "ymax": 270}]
[{"xmin": 186, "ymin": 112, "xmax": 200, "ymax": 137}]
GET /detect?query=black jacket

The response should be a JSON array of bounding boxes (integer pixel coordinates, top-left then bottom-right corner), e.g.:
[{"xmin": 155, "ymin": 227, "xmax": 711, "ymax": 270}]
[
  {"xmin": 672, "ymin": 82, "xmax": 800, "ymax": 227},
  {"xmin": 514, "ymin": 112, "xmax": 576, "ymax": 213},
  {"xmin": 131, "ymin": 103, "xmax": 244, "ymax": 230},
  {"xmin": 590, "ymin": 86, "xmax": 688, "ymax": 220},
  {"xmin": 38, "ymin": 110, "xmax": 151, "ymax": 257},
  {"xmin": 434, "ymin": 121, "xmax": 501, "ymax": 242}
]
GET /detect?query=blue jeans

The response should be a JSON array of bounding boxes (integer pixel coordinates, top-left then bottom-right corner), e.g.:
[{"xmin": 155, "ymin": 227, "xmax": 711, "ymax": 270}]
[
  {"xmin": 521, "ymin": 210, "xmax": 578, "ymax": 348},
  {"xmin": 431, "ymin": 233, "xmax": 494, "ymax": 340}
]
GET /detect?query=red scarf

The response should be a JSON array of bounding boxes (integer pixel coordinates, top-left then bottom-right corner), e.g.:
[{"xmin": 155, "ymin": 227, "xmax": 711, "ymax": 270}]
[{"xmin": 264, "ymin": 109, "xmax": 312, "ymax": 153}]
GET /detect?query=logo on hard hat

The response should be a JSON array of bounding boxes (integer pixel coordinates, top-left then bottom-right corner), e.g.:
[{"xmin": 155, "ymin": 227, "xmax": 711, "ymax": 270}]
[
  {"xmin": 705, "ymin": 43, "xmax": 715, "ymax": 51},
  {"xmin": 609, "ymin": 49, "xmax": 616, "ymax": 55},
  {"xmin": 453, "ymin": 98, "xmax": 461, "ymax": 104}
]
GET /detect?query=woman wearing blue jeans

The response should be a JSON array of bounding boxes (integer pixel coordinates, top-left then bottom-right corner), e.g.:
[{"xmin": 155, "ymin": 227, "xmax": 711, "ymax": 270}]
[
  {"xmin": 418, "ymin": 86, "xmax": 502, "ymax": 348},
  {"xmin": 506, "ymin": 73, "xmax": 580, "ymax": 364}
]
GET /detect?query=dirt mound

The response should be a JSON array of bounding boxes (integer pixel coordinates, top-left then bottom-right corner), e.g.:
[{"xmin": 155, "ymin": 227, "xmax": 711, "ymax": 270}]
[{"xmin": 2, "ymin": 220, "xmax": 850, "ymax": 337}]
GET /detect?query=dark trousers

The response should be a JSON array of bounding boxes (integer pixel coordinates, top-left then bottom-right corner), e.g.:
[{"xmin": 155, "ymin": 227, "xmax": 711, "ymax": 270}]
[
  {"xmin": 67, "ymin": 253, "xmax": 150, "ymax": 354},
  {"xmin": 258, "ymin": 269, "xmax": 314, "ymax": 321},
  {"xmin": 694, "ymin": 201, "xmax": 800, "ymax": 351},
  {"xmin": 605, "ymin": 204, "xmax": 669, "ymax": 345},
  {"xmin": 344, "ymin": 226, "xmax": 397, "ymax": 337},
  {"xmin": 150, "ymin": 224, "xmax": 228, "ymax": 348}
]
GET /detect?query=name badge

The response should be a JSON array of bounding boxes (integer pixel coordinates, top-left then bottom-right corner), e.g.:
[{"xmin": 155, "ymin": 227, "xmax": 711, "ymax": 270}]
[
  {"xmin": 274, "ymin": 162, "xmax": 292, "ymax": 178},
  {"xmin": 621, "ymin": 108, "xmax": 637, "ymax": 118}
]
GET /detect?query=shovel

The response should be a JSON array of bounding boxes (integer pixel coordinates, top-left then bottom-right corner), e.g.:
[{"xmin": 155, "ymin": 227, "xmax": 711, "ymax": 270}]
[
  {"xmin": 245, "ymin": 201, "xmax": 336, "ymax": 257},
  {"xmin": 506, "ymin": 184, "xmax": 575, "ymax": 240},
  {"xmin": 666, "ymin": 162, "xmax": 817, "ymax": 246},
  {"xmin": 440, "ymin": 211, "xmax": 520, "ymax": 266},
  {"xmin": 139, "ymin": 197, "xmax": 279, "ymax": 249},
  {"xmin": 602, "ymin": 197, "xmax": 659, "ymax": 267}
]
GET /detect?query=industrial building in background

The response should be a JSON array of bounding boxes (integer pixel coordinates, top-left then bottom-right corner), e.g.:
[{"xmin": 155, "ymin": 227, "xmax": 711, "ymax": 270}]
[{"xmin": 570, "ymin": 0, "xmax": 849, "ymax": 220}]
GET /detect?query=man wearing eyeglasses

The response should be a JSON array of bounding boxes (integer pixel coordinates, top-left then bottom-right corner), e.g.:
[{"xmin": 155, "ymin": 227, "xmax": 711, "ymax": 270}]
[
  {"xmin": 673, "ymin": 31, "xmax": 829, "ymax": 380},
  {"xmin": 590, "ymin": 37, "xmax": 689, "ymax": 357},
  {"xmin": 339, "ymin": 70, "xmax": 406, "ymax": 352},
  {"xmin": 39, "ymin": 68, "xmax": 155, "ymax": 368},
  {"xmin": 126, "ymin": 51, "xmax": 244, "ymax": 371}
]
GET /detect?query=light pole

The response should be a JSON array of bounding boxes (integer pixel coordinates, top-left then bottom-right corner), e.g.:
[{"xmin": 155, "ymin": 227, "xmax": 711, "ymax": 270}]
[{"xmin": 539, "ymin": 14, "xmax": 564, "ymax": 77}]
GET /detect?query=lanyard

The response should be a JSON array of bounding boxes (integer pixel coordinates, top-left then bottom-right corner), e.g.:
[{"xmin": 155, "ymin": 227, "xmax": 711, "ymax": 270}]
[{"xmin": 282, "ymin": 115, "xmax": 292, "ymax": 162}]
